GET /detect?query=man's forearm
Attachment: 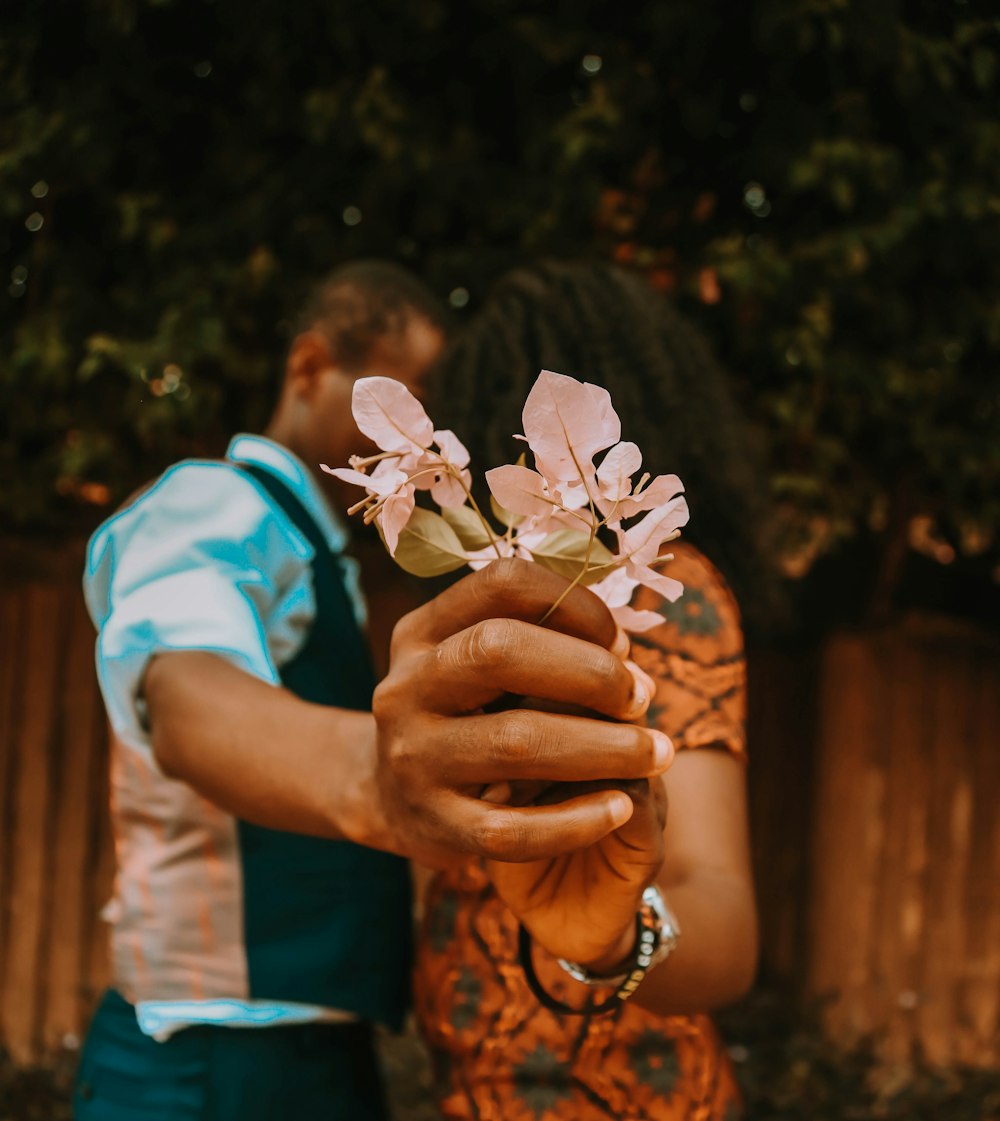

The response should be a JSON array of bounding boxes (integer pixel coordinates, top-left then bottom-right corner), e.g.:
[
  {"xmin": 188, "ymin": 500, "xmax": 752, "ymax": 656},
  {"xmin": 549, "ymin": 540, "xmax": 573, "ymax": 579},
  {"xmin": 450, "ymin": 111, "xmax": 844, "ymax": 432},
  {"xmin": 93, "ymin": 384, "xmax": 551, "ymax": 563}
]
[{"xmin": 144, "ymin": 651, "xmax": 390, "ymax": 849}]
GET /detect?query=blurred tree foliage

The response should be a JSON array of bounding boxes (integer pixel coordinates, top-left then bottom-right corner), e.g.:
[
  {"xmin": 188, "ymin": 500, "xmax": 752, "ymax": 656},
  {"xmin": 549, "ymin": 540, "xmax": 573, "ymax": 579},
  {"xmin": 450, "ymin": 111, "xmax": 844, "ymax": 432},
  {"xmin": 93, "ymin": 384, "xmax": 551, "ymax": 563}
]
[{"xmin": 2, "ymin": 0, "xmax": 998, "ymax": 607}]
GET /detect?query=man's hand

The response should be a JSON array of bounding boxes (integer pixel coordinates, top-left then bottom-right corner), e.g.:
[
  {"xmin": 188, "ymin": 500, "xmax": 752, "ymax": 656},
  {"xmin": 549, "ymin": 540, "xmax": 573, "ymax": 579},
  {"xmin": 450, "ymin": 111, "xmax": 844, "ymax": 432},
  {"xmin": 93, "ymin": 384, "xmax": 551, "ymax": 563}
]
[
  {"xmin": 486, "ymin": 778, "xmax": 668, "ymax": 970},
  {"xmin": 373, "ymin": 559, "xmax": 673, "ymax": 864},
  {"xmin": 145, "ymin": 559, "xmax": 670, "ymax": 867}
]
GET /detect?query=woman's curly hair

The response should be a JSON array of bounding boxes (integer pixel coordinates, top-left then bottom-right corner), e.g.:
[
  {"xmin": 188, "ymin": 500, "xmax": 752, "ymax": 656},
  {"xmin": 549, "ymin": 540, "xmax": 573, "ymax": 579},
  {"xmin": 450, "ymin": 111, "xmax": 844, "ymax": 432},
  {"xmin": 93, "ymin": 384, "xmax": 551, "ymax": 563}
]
[{"xmin": 428, "ymin": 260, "xmax": 783, "ymax": 632}]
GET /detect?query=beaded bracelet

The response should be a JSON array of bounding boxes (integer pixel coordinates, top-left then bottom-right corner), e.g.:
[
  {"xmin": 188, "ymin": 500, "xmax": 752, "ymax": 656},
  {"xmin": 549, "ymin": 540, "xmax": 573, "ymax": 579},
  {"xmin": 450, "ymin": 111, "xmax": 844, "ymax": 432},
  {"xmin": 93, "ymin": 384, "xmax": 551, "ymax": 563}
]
[{"xmin": 517, "ymin": 890, "xmax": 664, "ymax": 1016}]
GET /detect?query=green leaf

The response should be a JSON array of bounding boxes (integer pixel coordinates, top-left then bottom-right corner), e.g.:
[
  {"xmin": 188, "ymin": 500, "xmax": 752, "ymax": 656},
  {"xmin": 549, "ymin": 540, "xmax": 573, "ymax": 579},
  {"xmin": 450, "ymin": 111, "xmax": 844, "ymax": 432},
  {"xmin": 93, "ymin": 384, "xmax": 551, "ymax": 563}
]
[
  {"xmin": 528, "ymin": 529, "xmax": 616, "ymax": 586},
  {"xmin": 390, "ymin": 507, "xmax": 470, "ymax": 577},
  {"xmin": 441, "ymin": 503, "xmax": 496, "ymax": 550},
  {"xmin": 490, "ymin": 495, "xmax": 525, "ymax": 528}
]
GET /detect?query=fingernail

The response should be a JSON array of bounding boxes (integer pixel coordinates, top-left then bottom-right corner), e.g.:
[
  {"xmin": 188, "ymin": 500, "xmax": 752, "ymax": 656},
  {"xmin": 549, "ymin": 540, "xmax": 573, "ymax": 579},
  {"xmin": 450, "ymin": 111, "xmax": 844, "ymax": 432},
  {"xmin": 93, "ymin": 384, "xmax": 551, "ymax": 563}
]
[
  {"xmin": 625, "ymin": 660, "xmax": 655, "ymax": 716},
  {"xmin": 611, "ymin": 627, "xmax": 631, "ymax": 659},
  {"xmin": 628, "ymin": 675, "xmax": 649, "ymax": 716},
  {"xmin": 651, "ymin": 730, "xmax": 674, "ymax": 773}
]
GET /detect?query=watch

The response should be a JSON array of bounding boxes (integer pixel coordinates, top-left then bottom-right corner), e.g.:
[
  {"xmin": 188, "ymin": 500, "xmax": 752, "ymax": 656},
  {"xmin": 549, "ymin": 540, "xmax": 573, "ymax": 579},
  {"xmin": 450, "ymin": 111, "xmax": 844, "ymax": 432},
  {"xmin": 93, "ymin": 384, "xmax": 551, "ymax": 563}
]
[{"xmin": 557, "ymin": 885, "xmax": 681, "ymax": 990}]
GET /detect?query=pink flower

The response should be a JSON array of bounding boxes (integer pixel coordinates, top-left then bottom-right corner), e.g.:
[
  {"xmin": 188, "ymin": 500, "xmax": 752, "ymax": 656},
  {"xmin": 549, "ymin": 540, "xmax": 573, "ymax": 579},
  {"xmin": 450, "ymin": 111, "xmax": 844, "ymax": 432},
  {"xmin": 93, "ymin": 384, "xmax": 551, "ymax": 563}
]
[
  {"xmin": 485, "ymin": 464, "xmax": 554, "ymax": 519},
  {"xmin": 520, "ymin": 370, "xmax": 620, "ymax": 488},
  {"xmin": 589, "ymin": 567, "xmax": 667, "ymax": 633},
  {"xmin": 352, "ymin": 376, "xmax": 434, "ymax": 453},
  {"xmin": 320, "ymin": 461, "xmax": 407, "ymax": 496},
  {"xmin": 596, "ymin": 442, "xmax": 643, "ymax": 503},
  {"xmin": 613, "ymin": 494, "xmax": 689, "ymax": 602},
  {"xmin": 610, "ymin": 471, "xmax": 685, "ymax": 523},
  {"xmin": 324, "ymin": 381, "xmax": 480, "ymax": 553},
  {"xmin": 330, "ymin": 369, "xmax": 689, "ymax": 631},
  {"xmin": 379, "ymin": 485, "xmax": 417, "ymax": 555},
  {"xmin": 429, "ymin": 429, "xmax": 473, "ymax": 508}
]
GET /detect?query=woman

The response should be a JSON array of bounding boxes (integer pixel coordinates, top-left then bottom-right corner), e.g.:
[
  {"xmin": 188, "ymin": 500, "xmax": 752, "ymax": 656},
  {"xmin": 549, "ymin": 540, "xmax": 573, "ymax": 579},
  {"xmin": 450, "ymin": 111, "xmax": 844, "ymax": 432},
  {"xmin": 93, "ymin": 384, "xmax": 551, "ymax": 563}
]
[{"xmin": 414, "ymin": 261, "xmax": 774, "ymax": 1120}]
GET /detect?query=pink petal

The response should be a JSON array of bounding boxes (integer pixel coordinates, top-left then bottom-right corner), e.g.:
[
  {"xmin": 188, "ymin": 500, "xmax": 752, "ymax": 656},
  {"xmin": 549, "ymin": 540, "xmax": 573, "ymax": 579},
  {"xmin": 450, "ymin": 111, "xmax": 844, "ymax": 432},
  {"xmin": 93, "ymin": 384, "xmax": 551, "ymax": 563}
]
[
  {"xmin": 620, "ymin": 496, "xmax": 690, "ymax": 566},
  {"xmin": 485, "ymin": 464, "xmax": 553, "ymax": 518},
  {"xmin": 589, "ymin": 567, "xmax": 640, "ymax": 609},
  {"xmin": 597, "ymin": 442, "xmax": 642, "ymax": 501},
  {"xmin": 521, "ymin": 370, "xmax": 621, "ymax": 483},
  {"xmin": 465, "ymin": 538, "xmax": 515, "ymax": 570},
  {"xmin": 433, "ymin": 429, "xmax": 471, "ymax": 469},
  {"xmin": 352, "ymin": 377, "xmax": 435, "ymax": 453},
  {"xmin": 612, "ymin": 604, "xmax": 669, "ymax": 633},
  {"xmin": 631, "ymin": 564, "xmax": 685, "ymax": 603},
  {"xmin": 391, "ymin": 449, "xmax": 437, "ymax": 491},
  {"xmin": 591, "ymin": 565, "xmax": 680, "ymax": 632},
  {"xmin": 378, "ymin": 484, "xmax": 416, "ymax": 555},
  {"xmin": 617, "ymin": 473, "xmax": 685, "ymax": 519},
  {"xmin": 556, "ymin": 479, "xmax": 592, "ymax": 510},
  {"xmin": 430, "ymin": 467, "xmax": 472, "ymax": 509},
  {"xmin": 321, "ymin": 464, "xmax": 406, "ymax": 496},
  {"xmin": 509, "ymin": 525, "xmax": 549, "ymax": 552}
]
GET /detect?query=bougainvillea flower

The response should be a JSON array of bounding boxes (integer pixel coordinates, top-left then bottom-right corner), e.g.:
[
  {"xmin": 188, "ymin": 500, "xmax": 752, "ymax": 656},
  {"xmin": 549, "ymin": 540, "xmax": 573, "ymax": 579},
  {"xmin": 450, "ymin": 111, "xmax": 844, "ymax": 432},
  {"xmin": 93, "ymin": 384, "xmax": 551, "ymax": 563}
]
[
  {"xmin": 330, "ymin": 369, "xmax": 689, "ymax": 629},
  {"xmin": 589, "ymin": 566, "xmax": 668, "ymax": 632},
  {"xmin": 520, "ymin": 370, "xmax": 621, "ymax": 486},
  {"xmin": 378, "ymin": 484, "xmax": 417, "ymax": 555},
  {"xmin": 614, "ymin": 494, "xmax": 690, "ymax": 602},
  {"xmin": 428, "ymin": 429, "xmax": 474, "ymax": 508},
  {"xmin": 485, "ymin": 464, "xmax": 554, "ymax": 519},
  {"xmin": 596, "ymin": 441, "xmax": 643, "ymax": 502},
  {"xmin": 352, "ymin": 376, "xmax": 434, "ymax": 453}
]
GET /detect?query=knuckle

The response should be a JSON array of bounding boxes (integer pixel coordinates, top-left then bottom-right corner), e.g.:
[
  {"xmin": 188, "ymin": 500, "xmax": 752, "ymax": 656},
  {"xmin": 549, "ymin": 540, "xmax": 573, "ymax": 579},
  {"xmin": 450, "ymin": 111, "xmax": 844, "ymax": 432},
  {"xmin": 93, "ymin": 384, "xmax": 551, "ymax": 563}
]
[
  {"xmin": 490, "ymin": 711, "xmax": 543, "ymax": 768},
  {"xmin": 478, "ymin": 557, "xmax": 528, "ymax": 605},
  {"xmin": 371, "ymin": 674, "xmax": 405, "ymax": 723},
  {"xmin": 388, "ymin": 608, "xmax": 420, "ymax": 662},
  {"xmin": 468, "ymin": 617, "xmax": 521, "ymax": 669}
]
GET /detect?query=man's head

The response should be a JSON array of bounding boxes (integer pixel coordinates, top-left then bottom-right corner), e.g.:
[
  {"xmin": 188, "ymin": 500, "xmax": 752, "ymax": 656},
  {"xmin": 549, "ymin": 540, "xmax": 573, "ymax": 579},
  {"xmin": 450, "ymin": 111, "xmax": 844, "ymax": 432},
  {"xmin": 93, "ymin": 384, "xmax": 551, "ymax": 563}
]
[{"xmin": 266, "ymin": 261, "xmax": 448, "ymax": 510}]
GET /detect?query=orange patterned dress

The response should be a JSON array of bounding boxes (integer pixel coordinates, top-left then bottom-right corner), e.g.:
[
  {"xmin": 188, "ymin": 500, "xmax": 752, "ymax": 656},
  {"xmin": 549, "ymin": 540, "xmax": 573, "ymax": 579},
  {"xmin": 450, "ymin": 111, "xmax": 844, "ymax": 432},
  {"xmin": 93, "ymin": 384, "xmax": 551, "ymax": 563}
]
[{"xmin": 413, "ymin": 544, "xmax": 748, "ymax": 1121}]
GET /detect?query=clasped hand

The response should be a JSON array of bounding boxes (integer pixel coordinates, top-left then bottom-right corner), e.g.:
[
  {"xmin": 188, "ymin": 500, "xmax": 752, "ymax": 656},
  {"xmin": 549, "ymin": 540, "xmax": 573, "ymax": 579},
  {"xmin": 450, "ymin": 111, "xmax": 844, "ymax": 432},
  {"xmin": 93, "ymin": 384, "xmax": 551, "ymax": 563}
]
[{"xmin": 373, "ymin": 558, "xmax": 672, "ymax": 966}]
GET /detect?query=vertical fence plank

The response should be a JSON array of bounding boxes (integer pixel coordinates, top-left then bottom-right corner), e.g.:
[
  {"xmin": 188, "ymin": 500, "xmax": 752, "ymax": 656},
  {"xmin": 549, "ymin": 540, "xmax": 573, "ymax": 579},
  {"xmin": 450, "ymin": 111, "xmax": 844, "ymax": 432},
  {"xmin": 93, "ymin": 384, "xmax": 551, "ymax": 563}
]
[
  {"xmin": 806, "ymin": 631, "xmax": 888, "ymax": 1038},
  {"xmin": 40, "ymin": 590, "xmax": 104, "ymax": 1052},
  {"xmin": 0, "ymin": 585, "xmax": 63, "ymax": 1063},
  {"xmin": 82, "ymin": 700, "xmax": 113, "ymax": 1014},
  {"xmin": 958, "ymin": 649, "xmax": 1000, "ymax": 1064},
  {"xmin": 916, "ymin": 637, "xmax": 974, "ymax": 1065},
  {"xmin": 746, "ymin": 646, "xmax": 817, "ymax": 987},
  {"xmin": 0, "ymin": 593, "xmax": 26, "ymax": 1028},
  {"xmin": 873, "ymin": 640, "xmax": 931, "ymax": 1064}
]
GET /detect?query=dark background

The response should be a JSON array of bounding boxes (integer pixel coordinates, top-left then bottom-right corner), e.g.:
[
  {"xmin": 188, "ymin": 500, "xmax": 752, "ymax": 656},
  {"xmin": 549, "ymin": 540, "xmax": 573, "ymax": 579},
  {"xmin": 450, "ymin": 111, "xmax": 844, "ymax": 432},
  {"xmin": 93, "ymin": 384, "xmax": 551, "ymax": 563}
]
[
  {"xmin": 2, "ymin": 4, "xmax": 999, "ymax": 1118},
  {"xmin": 3, "ymin": 0, "xmax": 999, "ymax": 633}
]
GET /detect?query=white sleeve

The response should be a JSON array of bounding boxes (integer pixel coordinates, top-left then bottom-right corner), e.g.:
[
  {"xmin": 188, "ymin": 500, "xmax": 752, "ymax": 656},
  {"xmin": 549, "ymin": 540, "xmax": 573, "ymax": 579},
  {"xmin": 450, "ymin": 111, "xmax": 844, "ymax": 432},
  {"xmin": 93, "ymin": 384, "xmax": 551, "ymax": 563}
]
[{"xmin": 84, "ymin": 461, "xmax": 314, "ymax": 749}]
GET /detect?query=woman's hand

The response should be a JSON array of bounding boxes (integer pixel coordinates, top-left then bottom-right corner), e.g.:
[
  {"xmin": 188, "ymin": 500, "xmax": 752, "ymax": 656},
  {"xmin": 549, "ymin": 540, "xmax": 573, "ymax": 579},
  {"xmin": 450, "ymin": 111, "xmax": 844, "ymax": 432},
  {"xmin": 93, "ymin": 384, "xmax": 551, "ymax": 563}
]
[{"xmin": 487, "ymin": 776, "xmax": 668, "ymax": 971}]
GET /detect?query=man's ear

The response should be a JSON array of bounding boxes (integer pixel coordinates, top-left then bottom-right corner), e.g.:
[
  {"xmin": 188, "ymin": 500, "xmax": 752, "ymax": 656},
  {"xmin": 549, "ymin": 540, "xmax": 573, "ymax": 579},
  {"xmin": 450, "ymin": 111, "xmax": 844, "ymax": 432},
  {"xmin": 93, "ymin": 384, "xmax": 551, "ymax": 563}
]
[{"xmin": 285, "ymin": 331, "xmax": 336, "ymax": 398}]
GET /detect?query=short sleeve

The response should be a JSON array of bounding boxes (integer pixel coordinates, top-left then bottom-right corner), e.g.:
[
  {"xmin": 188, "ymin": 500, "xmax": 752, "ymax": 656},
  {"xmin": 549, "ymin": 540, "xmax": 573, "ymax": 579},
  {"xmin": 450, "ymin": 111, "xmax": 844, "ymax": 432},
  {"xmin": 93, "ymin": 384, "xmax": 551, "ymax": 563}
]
[
  {"xmin": 83, "ymin": 460, "xmax": 315, "ymax": 750},
  {"xmin": 628, "ymin": 542, "xmax": 747, "ymax": 758}
]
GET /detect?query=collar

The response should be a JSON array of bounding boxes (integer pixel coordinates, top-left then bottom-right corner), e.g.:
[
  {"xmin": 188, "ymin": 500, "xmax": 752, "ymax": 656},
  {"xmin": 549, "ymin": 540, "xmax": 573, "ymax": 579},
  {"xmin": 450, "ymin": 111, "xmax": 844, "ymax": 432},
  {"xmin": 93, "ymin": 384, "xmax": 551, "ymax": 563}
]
[{"xmin": 226, "ymin": 434, "xmax": 350, "ymax": 554}]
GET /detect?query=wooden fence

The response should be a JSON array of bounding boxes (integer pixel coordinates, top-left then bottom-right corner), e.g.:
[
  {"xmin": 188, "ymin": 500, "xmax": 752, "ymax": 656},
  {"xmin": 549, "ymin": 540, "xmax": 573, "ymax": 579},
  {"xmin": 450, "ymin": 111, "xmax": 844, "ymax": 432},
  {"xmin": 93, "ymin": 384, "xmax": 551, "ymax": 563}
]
[
  {"xmin": 1, "ymin": 543, "xmax": 998, "ymax": 1069},
  {"xmin": 807, "ymin": 619, "xmax": 1000, "ymax": 1068},
  {"xmin": 0, "ymin": 573, "xmax": 113, "ymax": 1064}
]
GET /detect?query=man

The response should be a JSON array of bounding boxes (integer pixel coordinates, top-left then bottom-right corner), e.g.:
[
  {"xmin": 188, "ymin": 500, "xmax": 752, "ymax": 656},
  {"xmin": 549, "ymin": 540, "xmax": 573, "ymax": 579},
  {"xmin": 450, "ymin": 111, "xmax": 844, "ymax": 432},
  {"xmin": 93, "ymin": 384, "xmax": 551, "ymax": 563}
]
[{"xmin": 78, "ymin": 261, "xmax": 664, "ymax": 1120}]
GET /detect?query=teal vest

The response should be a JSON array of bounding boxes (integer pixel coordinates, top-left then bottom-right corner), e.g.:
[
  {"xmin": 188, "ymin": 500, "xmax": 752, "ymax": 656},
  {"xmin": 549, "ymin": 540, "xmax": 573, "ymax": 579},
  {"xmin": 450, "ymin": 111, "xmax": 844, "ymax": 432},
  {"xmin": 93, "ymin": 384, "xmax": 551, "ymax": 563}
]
[{"xmin": 237, "ymin": 465, "xmax": 412, "ymax": 1030}]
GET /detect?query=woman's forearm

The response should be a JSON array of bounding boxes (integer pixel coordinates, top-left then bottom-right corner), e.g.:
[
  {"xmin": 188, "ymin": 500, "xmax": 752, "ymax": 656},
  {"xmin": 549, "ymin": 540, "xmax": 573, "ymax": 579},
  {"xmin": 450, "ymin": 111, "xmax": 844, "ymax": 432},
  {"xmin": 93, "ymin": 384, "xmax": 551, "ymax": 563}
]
[{"xmin": 629, "ymin": 867, "xmax": 758, "ymax": 1015}]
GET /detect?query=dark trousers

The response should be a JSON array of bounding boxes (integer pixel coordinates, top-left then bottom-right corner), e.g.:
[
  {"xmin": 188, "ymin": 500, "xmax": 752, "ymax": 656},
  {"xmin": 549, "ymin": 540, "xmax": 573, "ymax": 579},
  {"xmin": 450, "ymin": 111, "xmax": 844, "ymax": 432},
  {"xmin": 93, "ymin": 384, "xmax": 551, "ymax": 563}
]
[{"xmin": 73, "ymin": 990, "xmax": 390, "ymax": 1121}]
